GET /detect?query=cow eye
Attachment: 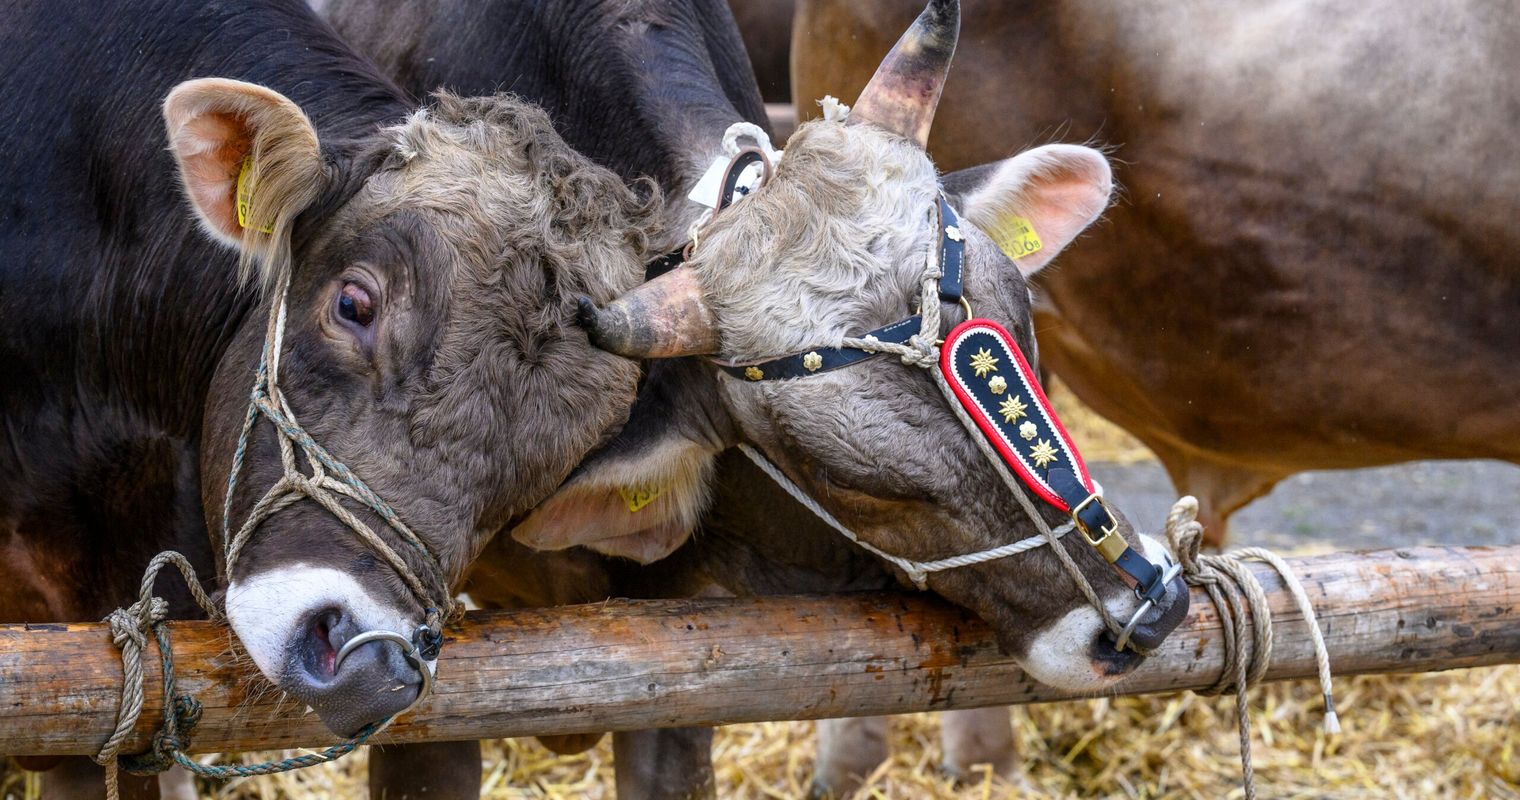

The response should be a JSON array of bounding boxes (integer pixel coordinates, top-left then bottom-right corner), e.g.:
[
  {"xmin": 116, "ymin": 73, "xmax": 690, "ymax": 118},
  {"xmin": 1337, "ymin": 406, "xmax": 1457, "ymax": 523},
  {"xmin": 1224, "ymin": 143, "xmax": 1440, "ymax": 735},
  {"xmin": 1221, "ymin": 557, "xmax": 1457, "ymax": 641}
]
[{"xmin": 336, "ymin": 282, "xmax": 375, "ymax": 327}]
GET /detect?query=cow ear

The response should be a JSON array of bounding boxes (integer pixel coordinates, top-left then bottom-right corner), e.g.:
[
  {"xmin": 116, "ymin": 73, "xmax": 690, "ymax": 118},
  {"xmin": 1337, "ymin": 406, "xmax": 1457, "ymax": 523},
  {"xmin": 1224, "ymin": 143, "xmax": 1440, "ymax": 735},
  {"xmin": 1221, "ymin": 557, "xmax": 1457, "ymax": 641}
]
[
  {"xmin": 163, "ymin": 79, "xmax": 326, "ymax": 279},
  {"xmin": 955, "ymin": 144, "xmax": 1112, "ymax": 275},
  {"xmin": 511, "ymin": 362, "xmax": 731, "ymax": 565}
]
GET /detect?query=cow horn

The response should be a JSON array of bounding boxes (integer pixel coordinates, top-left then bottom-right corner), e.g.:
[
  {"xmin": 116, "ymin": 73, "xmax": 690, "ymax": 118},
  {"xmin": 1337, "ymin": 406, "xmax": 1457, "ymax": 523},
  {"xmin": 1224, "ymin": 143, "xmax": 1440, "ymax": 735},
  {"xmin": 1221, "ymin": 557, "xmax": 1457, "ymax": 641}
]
[
  {"xmin": 576, "ymin": 266, "xmax": 721, "ymax": 358},
  {"xmin": 848, "ymin": 0, "xmax": 960, "ymax": 148}
]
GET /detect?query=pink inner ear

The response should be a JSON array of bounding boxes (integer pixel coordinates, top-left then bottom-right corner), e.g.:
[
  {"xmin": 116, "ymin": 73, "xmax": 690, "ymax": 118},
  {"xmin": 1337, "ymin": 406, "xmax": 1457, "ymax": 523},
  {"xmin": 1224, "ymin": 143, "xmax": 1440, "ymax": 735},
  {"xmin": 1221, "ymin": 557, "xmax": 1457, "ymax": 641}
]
[
  {"xmin": 964, "ymin": 145, "xmax": 1113, "ymax": 275},
  {"xmin": 512, "ymin": 486, "xmax": 695, "ymax": 565},
  {"xmin": 176, "ymin": 111, "xmax": 253, "ymax": 241}
]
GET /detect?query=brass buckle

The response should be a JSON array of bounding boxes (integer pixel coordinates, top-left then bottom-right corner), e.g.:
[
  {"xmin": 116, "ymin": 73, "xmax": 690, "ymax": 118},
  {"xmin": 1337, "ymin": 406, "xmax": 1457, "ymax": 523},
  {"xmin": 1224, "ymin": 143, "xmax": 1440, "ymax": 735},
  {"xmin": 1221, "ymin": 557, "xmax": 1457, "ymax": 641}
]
[{"xmin": 1070, "ymin": 494, "xmax": 1125, "ymax": 563}]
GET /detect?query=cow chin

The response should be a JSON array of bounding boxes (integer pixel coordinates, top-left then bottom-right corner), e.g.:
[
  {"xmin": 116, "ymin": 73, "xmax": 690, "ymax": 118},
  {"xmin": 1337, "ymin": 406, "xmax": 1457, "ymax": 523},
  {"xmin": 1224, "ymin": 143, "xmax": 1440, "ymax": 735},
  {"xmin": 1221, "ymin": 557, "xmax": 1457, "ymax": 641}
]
[{"xmin": 225, "ymin": 564, "xmax": 426, "ymax": 736}]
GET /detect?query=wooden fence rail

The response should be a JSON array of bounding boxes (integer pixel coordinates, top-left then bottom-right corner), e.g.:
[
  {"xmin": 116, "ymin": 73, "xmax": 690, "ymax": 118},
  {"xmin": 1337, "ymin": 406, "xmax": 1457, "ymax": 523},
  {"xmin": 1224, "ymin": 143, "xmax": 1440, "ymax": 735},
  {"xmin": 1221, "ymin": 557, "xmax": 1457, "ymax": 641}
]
[{"xmin": 1, "ymin": 545, "xmax": 1517, "ymax": 756}]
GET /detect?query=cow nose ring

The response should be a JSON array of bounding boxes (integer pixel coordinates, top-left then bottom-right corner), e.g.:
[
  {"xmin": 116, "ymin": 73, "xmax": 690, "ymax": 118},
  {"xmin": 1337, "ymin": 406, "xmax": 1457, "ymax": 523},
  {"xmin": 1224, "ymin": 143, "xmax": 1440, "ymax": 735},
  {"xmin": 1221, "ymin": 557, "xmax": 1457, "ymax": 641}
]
[
  {"xmin": 1114, "ymin": 560, "xmax": 1183, "ymax": 652},
  {"xmin": 333, "ymin": 627, "xmax": 437, "ymax": 709}
]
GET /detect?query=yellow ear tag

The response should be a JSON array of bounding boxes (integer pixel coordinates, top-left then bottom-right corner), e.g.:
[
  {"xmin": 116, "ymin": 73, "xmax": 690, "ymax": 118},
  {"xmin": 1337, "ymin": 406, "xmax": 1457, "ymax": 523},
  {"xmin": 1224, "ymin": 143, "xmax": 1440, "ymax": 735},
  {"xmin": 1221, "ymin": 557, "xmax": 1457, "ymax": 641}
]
[
  {"xmin": 617, "ymin": 484, "xmax": 667, "ymax": 513},
  {"xmin": 236, "ymin": 156, "xmax": 275, "ymax": 234},
  {"xmin": 989, "ymin": 215, "xmax": 1044, "ymax": 261}
]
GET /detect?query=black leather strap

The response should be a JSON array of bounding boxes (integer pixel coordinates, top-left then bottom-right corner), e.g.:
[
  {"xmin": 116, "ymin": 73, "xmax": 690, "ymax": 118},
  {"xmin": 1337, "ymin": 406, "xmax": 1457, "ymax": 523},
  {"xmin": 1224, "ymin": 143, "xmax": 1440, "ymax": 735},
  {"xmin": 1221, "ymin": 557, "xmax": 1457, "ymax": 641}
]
[
  {"xmin": 714, "ymin": 195, "xmax": 964, "ymax": 382},
  {"xmin": 936, "ymin": 195, "xmax": 964, "ymax": 304},
  {"xmin": 1048, "ymin": 467, "xmax": 1167, "ymax": 604},
  {"xmin": 715, "ymin": 315, "xmax": 923, "ymax": 380},
  {"xmin": 644, "ymin": 247, "xmax": 686, "ymax": 279}
]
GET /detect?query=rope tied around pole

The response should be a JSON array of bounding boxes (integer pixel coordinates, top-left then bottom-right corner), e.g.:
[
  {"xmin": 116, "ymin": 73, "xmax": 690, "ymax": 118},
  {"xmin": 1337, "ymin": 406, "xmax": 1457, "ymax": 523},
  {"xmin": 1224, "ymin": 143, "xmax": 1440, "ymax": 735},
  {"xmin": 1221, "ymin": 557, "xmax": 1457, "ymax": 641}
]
[
  {"xmin": 94, "ymin": 274, "xmax": 459, "ymax": 798},
  {"xmin": 94, "ymin": 551, "xmax": 389, "ymax": 800},
  {"xmin": 1164, "ymin": 496, "xmax": 1340, "ymax": 799}
]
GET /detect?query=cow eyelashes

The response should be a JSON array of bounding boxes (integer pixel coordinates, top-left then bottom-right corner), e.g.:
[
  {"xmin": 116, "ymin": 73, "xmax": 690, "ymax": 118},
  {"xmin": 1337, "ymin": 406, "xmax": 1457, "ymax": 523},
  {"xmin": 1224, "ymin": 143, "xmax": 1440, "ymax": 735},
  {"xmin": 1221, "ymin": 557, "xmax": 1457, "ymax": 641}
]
[{"xmin": 336, "ymin": 281, "xmax": 376, "ymax": 328}]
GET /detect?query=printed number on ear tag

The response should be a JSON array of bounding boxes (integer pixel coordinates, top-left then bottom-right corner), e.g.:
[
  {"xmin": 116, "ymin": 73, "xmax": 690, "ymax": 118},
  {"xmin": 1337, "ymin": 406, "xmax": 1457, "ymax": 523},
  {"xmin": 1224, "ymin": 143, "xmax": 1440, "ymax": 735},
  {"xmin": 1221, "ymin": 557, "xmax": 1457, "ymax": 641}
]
[
  {"xmin": 236, "ymin": 156, "xmax": 275, "ymax": 234},
  {"xmin": 617, "ymin": 484, "xmax": 667, "ymax": 513},
  {"xmin": 989, "ymin": 215, "xmax": 1043, "ymax": 260}
]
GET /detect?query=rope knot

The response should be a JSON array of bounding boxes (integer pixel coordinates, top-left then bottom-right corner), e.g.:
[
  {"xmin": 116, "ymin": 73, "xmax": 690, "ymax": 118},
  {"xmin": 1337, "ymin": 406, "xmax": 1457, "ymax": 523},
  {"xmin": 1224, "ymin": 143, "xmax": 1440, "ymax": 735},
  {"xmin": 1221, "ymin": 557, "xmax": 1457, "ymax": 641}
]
[
  {"xmin": 121, "ymin": 695, "xmax": 202, "ymax": 776},
  {"xmin": 1165, "ymin": 495, "xmax": 1206, "ymax": 577},
  {"xmin": 899, "ymin": 334, "xmax": 940, "ymax": 367}
]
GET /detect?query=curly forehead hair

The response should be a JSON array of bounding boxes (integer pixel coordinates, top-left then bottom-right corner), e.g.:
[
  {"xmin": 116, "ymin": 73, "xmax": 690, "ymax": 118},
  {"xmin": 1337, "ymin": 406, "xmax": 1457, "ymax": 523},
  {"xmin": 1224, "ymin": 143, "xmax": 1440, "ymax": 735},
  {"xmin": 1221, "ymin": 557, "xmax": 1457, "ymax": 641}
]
[{"xmin": 384, "ymin": 91, "xmax": 660, "ymax": 298}]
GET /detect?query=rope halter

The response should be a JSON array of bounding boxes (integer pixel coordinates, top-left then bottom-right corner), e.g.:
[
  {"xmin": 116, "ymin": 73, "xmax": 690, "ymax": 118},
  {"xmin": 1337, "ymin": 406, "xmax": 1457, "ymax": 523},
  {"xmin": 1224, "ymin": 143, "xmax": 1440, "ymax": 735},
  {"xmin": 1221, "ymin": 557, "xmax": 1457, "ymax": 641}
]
[{"xmin": 221, "ymin": 272, "xmax": 459, "ymax": 707}]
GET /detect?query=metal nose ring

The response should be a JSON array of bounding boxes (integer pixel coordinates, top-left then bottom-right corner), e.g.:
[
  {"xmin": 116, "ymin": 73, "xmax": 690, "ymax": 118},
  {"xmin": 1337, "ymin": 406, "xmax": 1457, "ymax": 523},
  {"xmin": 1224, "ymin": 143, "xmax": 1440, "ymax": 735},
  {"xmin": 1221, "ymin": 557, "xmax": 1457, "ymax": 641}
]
[
  {"xmin": 333, "ymin": 628, "xmax": 437, "ymax": 712},
  {"xmin": 1114, "ymin": 561, "xmax": 1184, "ymax": 652}
]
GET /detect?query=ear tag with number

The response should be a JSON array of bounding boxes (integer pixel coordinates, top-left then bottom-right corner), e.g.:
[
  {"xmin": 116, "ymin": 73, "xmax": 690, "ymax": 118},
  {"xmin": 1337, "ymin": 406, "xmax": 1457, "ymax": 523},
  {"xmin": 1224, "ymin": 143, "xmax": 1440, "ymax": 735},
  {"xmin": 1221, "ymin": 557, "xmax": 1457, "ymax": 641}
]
[
  {"xmin": 617, "ymin": 484, "xmax": 668, "ymax": 513},
  {"xmin": 236, "ymin": 156, "xmax": 275, "ymax": 234}
]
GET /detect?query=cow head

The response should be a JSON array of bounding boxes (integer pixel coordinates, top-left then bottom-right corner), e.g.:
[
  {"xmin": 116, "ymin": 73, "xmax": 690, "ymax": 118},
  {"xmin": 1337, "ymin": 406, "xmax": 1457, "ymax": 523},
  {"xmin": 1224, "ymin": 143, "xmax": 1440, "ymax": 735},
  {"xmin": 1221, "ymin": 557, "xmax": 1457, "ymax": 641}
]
[
  {"xmin": 165, "ymin": 81, "xmax": 652, "ymax": 734},
  {"xmin": 518, "ymin": 0, "xmax": 1188, "ymax": 691}
]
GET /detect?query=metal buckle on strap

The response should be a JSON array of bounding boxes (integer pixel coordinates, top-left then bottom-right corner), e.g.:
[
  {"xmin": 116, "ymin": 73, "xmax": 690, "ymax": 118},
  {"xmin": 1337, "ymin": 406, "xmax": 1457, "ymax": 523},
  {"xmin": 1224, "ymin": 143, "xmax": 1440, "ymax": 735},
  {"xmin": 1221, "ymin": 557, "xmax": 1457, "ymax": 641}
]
[{"xmin": 1070, "ymin": 493, "xmax": 1126, "ymax": 563}]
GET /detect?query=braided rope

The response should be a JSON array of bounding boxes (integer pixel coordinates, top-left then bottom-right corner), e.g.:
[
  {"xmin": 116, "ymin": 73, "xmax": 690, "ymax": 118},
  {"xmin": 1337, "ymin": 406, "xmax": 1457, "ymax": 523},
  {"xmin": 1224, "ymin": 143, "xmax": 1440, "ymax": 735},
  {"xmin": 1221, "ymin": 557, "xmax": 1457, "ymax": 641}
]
[
  {"xmin": 92, "ymin": 550, "xmax": 392, "ymax": 800},
  {"xmin": 221, "ymin": 273, "xmax": 458, "ymax": 621},
  {"xmin": 95, "ymin": 275, "xmax": 463, "ymax": 797},
  {"xmin": 737, "ymin": 443, "xmax": 1073, "ymax": 589},
  {"xmin": 1164, "ymin": 496, "xmax": 1339, "ymax": 799}
]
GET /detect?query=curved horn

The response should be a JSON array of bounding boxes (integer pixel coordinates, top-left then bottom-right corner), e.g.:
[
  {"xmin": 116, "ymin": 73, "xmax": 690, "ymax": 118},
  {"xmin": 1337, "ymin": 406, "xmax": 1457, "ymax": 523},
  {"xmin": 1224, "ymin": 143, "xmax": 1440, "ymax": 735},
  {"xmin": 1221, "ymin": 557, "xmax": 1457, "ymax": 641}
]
[
  {"xmin": 576, "ymin": 266, "xmax": 721, "ymax": 358},
  {"xmin": 848, "ymin": 0, "xmax": 960, "ymax": 148}
]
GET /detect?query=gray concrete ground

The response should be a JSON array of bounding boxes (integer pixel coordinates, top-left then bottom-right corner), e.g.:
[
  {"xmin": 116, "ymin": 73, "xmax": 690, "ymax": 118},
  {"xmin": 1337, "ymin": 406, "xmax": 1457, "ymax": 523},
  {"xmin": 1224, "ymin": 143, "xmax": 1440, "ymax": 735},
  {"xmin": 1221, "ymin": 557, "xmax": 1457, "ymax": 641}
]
[{"xmin": 1089, "ymin": 459, "xmax": 1520, "ymax": 550}]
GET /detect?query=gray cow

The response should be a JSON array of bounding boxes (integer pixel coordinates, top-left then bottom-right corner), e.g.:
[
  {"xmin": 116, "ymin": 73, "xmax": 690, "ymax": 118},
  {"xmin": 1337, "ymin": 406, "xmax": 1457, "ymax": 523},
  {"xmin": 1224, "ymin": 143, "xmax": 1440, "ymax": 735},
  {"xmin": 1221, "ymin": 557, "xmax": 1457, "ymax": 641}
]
[
  {"xmin": 541, "ymin": 0, "xmax": 1191, "ymax": 795},
  {"xmin": 318, "ymin": 0, "xmax": 1095, "ymax": 796}
]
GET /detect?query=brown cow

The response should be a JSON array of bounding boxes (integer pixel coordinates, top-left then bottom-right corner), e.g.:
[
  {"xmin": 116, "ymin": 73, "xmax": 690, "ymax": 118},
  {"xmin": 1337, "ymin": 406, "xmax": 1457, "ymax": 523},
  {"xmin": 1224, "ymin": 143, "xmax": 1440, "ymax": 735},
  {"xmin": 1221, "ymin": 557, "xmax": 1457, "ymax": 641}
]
[{"xmin": 794, "ymin": 0, "xmax": 1520, "ymax": 546}]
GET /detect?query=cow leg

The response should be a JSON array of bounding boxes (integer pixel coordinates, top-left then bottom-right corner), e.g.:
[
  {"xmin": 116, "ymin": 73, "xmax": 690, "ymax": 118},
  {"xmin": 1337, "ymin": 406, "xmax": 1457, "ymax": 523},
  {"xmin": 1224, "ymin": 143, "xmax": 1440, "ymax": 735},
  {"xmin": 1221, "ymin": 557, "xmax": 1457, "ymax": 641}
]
[
  {"xmin": 368, "ymin": 740, "xmax": 481, "ymax": 799},
  {"xmin": 37, "ymin": 757, "xmax": 159, "ymax": 800},
  {"xmin": 158, "ymin": 766, "xmax": 197, "ymax": 800},
  {"xmin": 612, "ymin": 728, "xmax": 715, "ymax": 800},
  {"xmin": 536, "ymin": 732, "xmax": 606, "ymax": 755},
  {"xmin": 939, "ymin": 708, "xmax": 1021, "ymax": 785},
  {"xmin": 811, "ymin": 716, "xmax": 889, "ymax": 798},
  {"xmin": 1153, "ymin": 448, "xmax": 1286, "ymax": 549}
]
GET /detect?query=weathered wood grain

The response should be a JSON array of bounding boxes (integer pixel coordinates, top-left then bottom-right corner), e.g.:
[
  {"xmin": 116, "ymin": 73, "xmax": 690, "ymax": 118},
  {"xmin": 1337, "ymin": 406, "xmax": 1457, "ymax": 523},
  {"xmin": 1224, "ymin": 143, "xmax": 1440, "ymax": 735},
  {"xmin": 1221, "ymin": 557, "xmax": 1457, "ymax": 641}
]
[{"xmin": 1, "ymin": 545, "xmax": 1516, "ymax": 756}]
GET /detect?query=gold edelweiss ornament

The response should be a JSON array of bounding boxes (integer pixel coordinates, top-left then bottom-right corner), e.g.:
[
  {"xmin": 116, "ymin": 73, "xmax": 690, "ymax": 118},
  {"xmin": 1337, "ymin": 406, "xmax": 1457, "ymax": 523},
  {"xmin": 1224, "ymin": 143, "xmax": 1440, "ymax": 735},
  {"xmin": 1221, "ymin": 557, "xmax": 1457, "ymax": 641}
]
[
  {"xmin": 744, "ymin": 366, "xmax": 764, "ymax": 381},
  {"xmin": 987, "ymin": 375, "xmax": 1008, "ymax": 394},
  {"xmin": 1029, "ymin": 439, "xmax": 1060, "ymax": 468},
  {"xmin": 803, "ymin": 351, "xmax": 823, "ymax": 372},
  {"xmin": 998, "ymin": 394, "xmax": 1028, "ymax": 423},
  {"xmin": 1019, "ymin": 421, "xmax": 1038, "ymax": 440},
  {"xmin": 969, "ymin": 347, "xmax": 999, "ymax": 377}
]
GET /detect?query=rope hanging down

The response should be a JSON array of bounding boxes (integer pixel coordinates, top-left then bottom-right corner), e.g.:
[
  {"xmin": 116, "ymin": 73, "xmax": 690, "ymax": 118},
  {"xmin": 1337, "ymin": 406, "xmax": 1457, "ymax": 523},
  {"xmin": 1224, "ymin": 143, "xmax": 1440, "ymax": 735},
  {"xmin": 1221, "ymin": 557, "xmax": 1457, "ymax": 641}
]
[
  {"xmin": 1164, "ymin": 497, "xmax": 1339, "ymax": 800},
  {"xmin": 94, "ymin": 552, "xmax": 386, "ymax": 800},
  {"xmin": 96, "ymin": 273, "xmax": 463, "ymax": 798}
]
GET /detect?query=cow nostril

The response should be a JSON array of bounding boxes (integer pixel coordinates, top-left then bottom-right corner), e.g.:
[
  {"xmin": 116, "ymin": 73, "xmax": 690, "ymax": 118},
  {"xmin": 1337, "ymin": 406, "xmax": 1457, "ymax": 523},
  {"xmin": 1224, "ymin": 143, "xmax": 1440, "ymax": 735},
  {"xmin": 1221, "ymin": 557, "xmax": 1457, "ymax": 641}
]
[
  {"xmin": 1090, "ymin": 632, "xmax": 1144, "ymax": 676},
  {"xmin": 303, "ymin": 609, "xmax": 346, "ymax": 681}
]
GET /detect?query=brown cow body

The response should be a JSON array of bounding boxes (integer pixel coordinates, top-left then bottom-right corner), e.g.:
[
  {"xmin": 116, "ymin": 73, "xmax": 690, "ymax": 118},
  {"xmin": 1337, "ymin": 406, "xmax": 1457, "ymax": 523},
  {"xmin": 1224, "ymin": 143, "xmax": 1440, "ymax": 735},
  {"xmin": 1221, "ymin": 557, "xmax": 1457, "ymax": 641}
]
[{"xmin": 795, "ymin": 0, "xmax": 1520, "ymax": 543}]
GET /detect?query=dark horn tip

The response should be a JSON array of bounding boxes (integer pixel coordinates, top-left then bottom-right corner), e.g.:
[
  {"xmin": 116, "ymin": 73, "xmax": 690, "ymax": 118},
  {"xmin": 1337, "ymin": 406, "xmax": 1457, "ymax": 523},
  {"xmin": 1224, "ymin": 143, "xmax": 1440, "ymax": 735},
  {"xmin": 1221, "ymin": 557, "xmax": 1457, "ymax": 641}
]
[{"xmin": 574, "ymin": 295, "xmax": 601, "ymax": 330}]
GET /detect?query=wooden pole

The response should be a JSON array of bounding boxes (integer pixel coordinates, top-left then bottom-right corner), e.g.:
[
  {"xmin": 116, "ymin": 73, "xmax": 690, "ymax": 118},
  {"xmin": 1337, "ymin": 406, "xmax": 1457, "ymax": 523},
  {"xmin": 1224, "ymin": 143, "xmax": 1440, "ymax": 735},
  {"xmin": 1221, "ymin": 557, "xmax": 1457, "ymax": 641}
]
[{"xmin": 1, "ymin": 545, "xmax": 1517, "ymax": 757}]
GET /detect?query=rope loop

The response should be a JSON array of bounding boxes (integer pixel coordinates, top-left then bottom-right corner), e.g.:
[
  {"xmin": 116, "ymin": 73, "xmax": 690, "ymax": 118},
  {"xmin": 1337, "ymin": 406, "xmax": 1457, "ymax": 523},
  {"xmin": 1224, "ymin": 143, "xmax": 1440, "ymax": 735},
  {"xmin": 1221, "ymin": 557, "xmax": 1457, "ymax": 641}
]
[{"xmin": 1161, "ymin": 496, "xmax": 1339, "ymax": 799}]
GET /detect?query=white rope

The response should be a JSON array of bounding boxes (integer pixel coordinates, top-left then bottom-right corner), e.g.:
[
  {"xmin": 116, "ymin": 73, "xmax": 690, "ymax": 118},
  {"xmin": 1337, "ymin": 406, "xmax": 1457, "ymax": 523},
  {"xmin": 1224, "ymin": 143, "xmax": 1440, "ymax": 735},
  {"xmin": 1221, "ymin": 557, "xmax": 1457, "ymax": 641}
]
[
  {"xmin": 1230, "ymin": 545, "xmax": 1340, "ymax": 734},
  {"xmin": 721, "ymin": 121, "xmax": 782, "ymax": 164},
  {"xmin": 737, "ymin": 444, "xmax": 1072, "ymax": 590}
]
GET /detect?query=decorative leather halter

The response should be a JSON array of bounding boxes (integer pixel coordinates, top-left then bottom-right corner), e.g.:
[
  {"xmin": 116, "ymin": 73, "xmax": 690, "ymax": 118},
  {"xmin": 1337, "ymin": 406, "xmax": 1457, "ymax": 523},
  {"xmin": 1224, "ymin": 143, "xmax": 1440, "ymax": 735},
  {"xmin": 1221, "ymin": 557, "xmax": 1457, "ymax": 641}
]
[{"xmin": 692, "ymin": 163, "xmax": 1175, "ymax": 641}]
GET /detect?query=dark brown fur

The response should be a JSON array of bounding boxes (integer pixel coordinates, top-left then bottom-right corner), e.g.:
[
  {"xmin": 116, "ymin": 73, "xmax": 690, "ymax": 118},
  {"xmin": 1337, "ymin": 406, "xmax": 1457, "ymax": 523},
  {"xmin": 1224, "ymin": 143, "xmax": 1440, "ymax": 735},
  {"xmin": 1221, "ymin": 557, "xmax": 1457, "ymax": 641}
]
[{"xmin": 793, "ymin": 0, "xmax": 1520, "ymax": 545}]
